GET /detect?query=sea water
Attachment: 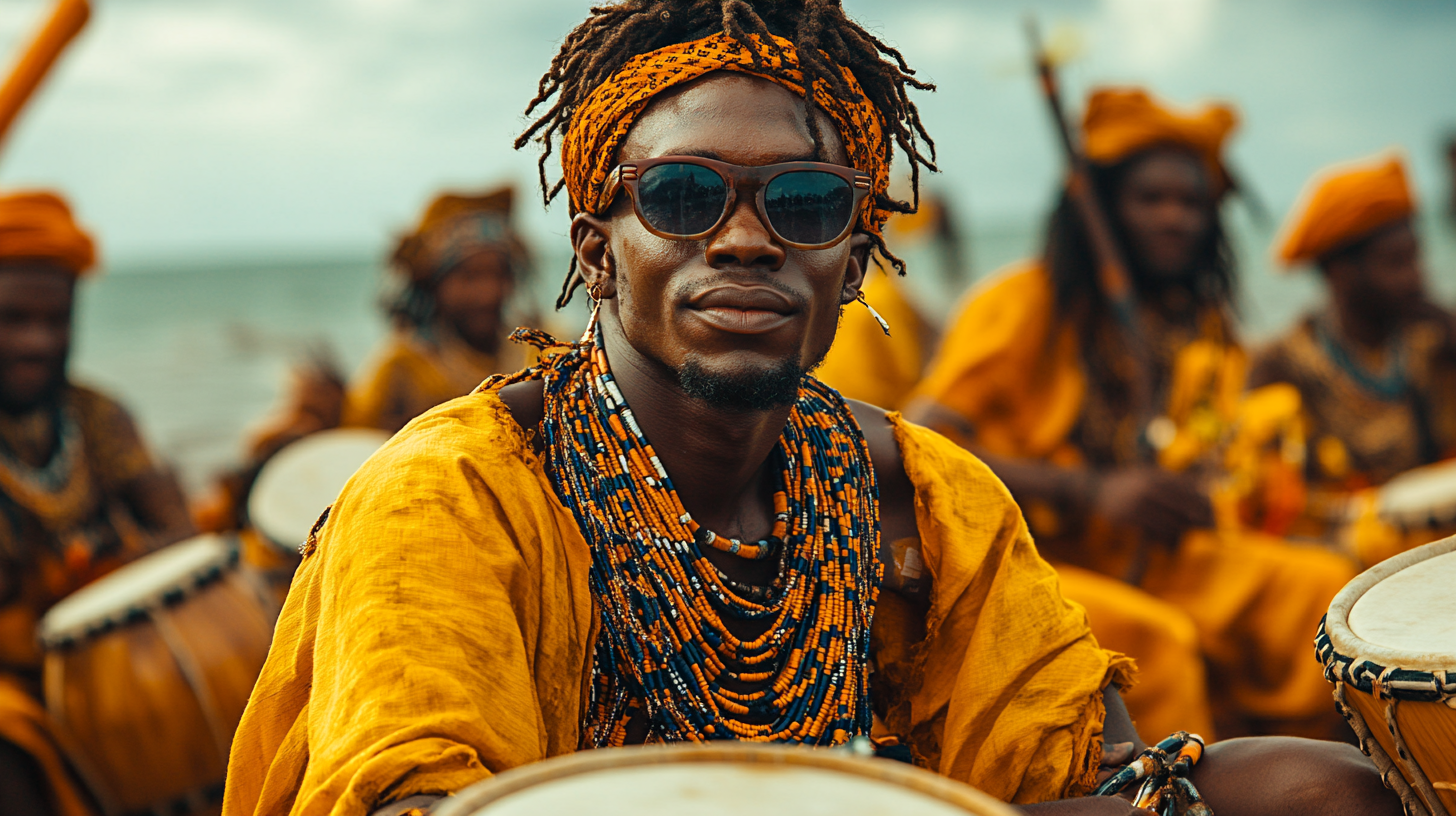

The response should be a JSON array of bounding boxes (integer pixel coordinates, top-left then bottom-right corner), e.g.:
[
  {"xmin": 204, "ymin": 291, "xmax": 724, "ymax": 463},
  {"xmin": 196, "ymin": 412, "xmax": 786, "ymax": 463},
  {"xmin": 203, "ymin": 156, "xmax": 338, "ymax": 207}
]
[{"xmin": 68, "ymin": 214, "xmax": 1456, "ymax": 494}]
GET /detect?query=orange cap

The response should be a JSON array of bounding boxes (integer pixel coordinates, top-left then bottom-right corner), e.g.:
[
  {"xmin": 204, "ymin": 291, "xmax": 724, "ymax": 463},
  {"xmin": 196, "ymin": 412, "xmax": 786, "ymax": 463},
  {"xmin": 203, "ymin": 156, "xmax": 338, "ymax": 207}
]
[
  {"xmin": 1082, "ymin": 87, "xmax": 1238, "ymax": 182},
  {"xmin": 0, "ymin": 190, "xmax": 96, "ymax": 274},
  {"xmin": 1274, "ymin": 153, "xmax": 1414, "ymax": 268}
]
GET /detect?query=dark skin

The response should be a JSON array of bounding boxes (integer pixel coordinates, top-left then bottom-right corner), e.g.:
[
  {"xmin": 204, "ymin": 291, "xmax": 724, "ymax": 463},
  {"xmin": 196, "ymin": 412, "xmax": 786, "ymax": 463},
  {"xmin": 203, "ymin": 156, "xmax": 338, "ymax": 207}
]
[
  {"xmin": 0, "ymin": 263, "xmax": 193, "ymax": 546},
  {"xmin": 433, "ymin": 250, "xmax": 516, "ymax": 356},
  {"xmin": 373, "ymin": 79, "xmax": 1399, "ymax": 816},
  {"xmin": 1319, "ymin": 219, "xmax": 1446, "ymax": 350},
  {"xmin": 907, "ymin": 149, "xmax": 1215, "ymax": 548}
]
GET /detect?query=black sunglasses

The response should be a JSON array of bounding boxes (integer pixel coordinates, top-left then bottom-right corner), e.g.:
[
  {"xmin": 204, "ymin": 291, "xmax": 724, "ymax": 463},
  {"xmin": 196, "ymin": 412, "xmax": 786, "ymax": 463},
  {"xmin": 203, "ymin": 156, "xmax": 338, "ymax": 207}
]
[{"xmin": 604, "ymin": 156, "xmax": 872, "ymax": 249}]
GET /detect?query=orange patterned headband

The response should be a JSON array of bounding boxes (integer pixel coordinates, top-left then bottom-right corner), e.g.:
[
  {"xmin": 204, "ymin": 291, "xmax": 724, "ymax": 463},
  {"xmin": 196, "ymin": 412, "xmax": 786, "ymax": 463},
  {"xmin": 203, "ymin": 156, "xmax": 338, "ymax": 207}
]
[{"xmin": 561, "ymin": 32, "xmax": 890, "ymax": 240}]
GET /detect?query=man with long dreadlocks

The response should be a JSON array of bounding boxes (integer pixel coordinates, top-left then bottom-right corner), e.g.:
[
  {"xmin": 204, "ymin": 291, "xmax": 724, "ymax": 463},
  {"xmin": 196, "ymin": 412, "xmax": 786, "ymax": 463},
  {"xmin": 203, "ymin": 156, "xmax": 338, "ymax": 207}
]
[
  {"xmin": 224, "ymin": 5, "xmax": 1397, "ymax": 816},
  {"xmin": 906, "ymin": 88, "xmax": 1357, "ymax": 740}
]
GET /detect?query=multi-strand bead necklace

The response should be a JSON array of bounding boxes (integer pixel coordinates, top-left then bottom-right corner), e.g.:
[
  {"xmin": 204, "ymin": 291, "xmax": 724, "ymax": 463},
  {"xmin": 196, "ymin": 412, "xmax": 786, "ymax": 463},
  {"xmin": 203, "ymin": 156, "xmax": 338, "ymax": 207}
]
[{"xmin": 522, "ymin": 327, "xmax": 881, "ymax": 747}]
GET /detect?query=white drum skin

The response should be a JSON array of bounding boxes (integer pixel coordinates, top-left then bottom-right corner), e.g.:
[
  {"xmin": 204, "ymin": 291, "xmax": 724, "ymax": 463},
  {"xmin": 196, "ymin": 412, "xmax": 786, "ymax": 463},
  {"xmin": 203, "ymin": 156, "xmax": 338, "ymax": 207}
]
[
  {"xmin": 1348, "ymin": 550, "xmax": 1456, "ymax": 657},
  {"xmin": 247, "ymin": 427, "xmax": 389, "ymax": 550},
  {"xmin": 434, "ymin": 744, "xmax": 1017, "ymax": 816}
]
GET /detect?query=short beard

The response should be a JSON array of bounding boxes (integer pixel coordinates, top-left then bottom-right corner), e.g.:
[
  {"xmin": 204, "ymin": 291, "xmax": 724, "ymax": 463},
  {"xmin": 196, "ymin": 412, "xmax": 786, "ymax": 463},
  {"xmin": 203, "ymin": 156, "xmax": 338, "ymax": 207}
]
[{"xmin": 676, "ymin": 356, "xmax": 806, "ymax": 412}]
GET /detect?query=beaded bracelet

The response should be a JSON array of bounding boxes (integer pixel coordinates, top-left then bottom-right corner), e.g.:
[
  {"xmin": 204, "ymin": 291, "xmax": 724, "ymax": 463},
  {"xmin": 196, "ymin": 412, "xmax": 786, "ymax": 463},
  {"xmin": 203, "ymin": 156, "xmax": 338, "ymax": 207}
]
[{"xmin": 1093, "ymin": 731, "xmax": 1212, "ymax": 815}]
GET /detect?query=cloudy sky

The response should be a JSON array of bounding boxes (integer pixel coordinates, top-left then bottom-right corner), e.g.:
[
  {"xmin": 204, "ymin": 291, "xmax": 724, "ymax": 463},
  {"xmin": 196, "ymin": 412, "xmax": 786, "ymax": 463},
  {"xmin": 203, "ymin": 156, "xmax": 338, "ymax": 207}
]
[{"xmin": 1, "ymin": 0, "xmax": 1453, "ymax": 264}]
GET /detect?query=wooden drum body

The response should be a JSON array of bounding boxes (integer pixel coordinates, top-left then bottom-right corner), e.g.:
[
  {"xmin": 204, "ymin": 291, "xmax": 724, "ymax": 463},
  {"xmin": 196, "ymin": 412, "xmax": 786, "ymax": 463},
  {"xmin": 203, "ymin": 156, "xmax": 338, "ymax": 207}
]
[
  {"xmin": 39, "ymin": 534, "xmax": 274, "ymax": 815},
  {"xmin": 433, "ymin": 743, "xmax": 1018, "ymax": 816},
  {"xmin": 1318, "ymin": 536, "xmax": 1456, "ymax": 816}
]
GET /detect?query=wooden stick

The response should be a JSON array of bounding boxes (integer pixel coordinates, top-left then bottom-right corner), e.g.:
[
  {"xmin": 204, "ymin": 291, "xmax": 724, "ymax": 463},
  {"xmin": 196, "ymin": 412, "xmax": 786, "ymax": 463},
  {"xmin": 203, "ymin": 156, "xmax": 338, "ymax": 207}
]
[
  {"xmin": 1025, "ymin": 15, "xmax": 1155, "ymax": 437},
  {"xmin": 0, "ymin": 0, "xmax": 91, "ymax": 153}
]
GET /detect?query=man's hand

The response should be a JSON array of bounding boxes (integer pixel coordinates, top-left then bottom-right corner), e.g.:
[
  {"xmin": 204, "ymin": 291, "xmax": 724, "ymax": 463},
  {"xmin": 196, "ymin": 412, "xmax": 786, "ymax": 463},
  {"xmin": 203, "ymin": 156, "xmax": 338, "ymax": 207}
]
[{"xmin": 1090, "ymin": 466, "xmax": 1213, "ymax": 546}]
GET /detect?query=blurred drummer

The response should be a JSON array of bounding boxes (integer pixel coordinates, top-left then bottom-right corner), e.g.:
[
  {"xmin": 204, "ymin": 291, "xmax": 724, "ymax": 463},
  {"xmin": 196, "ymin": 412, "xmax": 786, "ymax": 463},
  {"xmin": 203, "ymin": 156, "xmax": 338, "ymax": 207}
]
[
  {"xmin": 1251, "ymin": 154, "xmax": 1456, "ymax": 491},
  {"xmin": 342, "ymin": 186, "xmax": 534, "ymax": 433},
  {"xmin": 905, "ymin": 88, "xmax": 1358, "ymax": 740},
  {"xmin": 0, "ymin": 192, "xmax": 193, "ymax": 816},
  {"xmin": 226, "ymin": 4, "xmax": 1397, "ymax": 816}
]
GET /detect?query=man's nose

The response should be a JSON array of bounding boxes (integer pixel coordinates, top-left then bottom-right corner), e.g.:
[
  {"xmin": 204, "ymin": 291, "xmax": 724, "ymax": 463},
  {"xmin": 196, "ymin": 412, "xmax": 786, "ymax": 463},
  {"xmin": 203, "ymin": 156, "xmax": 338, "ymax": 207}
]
[{"xmin": 705, "ymin": 195, "xmax": 786, "ymax": 270}]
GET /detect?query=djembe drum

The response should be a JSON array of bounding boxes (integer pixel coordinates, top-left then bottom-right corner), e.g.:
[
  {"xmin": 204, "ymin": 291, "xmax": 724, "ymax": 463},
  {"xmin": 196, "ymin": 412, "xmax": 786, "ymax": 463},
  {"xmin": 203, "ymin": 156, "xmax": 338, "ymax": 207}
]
[
  {"xmin": 1317, "ymin": 535, "xmax": 1456, "ymax": 816},
  {"xmin": 433, "ymin": 743, "xmax": 1018, "ymax": 816},
  {"xmin": 38, "ymin": 534, "xmax": 274, "ymax": 815},
  {"xmin": 242, "ymin": 427, "xmax": 388, "ymax": 607},
  {"xmin": 1345, "ymin": 460, "xmax": 1456, "ymax": 567}
]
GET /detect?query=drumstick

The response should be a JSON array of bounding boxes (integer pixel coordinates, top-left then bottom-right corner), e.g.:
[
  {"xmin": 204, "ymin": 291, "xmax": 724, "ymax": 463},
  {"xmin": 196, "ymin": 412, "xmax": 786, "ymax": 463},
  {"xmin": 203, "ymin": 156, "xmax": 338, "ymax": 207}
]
[{"xmin": 0, "ymin": 0, "xmax": 91, "ymax": 154}]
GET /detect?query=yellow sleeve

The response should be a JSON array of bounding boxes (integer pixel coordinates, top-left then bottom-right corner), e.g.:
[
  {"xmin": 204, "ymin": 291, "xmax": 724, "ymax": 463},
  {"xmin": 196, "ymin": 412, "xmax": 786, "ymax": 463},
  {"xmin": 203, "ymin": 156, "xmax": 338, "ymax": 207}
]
[
  {"xmin": 875, "ymin": 416, "xmax": 1134, "ymax": 804},
  {"xmin": 224, "ymin": 393, "xmax": 595, "ymax": 816},
  {"xmin": 911, "ymin": 263, "xmax": 1085, "ymax": 460}
]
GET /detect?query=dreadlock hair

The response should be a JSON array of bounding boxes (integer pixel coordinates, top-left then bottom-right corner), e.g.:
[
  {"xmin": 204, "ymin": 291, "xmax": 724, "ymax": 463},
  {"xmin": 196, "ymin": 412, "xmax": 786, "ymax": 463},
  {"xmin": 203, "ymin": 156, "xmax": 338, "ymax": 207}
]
[
  {"xmin": 1043, "ymin": 146, "xmax": 1236, "ymax": 335},
  {"xmin": 516, "ymin": 0, "xmax": 937, "ymax": 308}
]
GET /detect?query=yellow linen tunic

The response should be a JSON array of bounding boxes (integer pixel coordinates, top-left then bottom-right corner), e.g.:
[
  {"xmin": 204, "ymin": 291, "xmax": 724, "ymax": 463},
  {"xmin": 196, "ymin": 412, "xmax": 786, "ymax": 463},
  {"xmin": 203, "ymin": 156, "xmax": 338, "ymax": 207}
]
[{"xmin": 224, "ymin": 386, "xmax": 1132, "ymax": 815}]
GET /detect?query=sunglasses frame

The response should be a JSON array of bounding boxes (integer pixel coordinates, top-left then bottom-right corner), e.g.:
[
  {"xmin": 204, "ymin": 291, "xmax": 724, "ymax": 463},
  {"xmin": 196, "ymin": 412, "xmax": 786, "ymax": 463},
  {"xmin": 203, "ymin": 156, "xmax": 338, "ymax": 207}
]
[{"xmin": 603, "ymin": 156, "xmax": 873, "ymax": 250}]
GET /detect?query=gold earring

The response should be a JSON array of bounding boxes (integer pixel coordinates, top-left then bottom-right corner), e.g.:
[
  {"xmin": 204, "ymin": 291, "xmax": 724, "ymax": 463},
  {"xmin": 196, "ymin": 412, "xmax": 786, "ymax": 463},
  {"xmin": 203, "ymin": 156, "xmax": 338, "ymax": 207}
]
[
  {"xmin": 857, "ymin": 290, "xmax": 891, "ymax": 336},
  {"xmin": 580, "ymin": 281, "xmax": 603, "ymax": 344}
]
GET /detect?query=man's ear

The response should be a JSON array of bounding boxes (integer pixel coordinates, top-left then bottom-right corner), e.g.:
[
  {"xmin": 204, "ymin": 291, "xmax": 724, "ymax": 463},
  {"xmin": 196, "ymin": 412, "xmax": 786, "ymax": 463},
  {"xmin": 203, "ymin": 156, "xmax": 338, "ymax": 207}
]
[
  {"xmin": 571, "ymin": 212, "xmax": 618, "ymax": 299},
  {"xmin": 840, "ymin": 232, "xmax": 873, "ymax": 305}
]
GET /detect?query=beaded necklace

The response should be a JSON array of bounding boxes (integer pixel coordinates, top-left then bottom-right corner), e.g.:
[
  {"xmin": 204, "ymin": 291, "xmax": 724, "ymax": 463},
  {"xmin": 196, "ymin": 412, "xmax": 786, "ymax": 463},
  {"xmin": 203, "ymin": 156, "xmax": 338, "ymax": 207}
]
[{"xmin": 506, "ymin": 327, "xmax": 881, "ymax": 747}]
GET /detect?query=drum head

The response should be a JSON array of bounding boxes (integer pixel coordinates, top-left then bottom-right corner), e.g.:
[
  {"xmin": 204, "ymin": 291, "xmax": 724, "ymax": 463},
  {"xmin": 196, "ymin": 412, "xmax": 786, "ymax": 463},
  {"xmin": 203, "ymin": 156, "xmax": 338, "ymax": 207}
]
[
  {"xmin": 1327, "ymin": 535, "xmax": 1456, "ymax": 671},
  {"xmin": 1376, "ymin": 459, "xmax": 1456, "ymax": 528},
  {"xmin": 39, "ymin": 534, "xmax": 235, "ymax": 648},
  {"xmin": 248, "ymin": 428, "xmax": 389, "ymax": 551},
  {"xmin": 434, "ymin": 744, "xmax": 1016, "ymax": 816}
]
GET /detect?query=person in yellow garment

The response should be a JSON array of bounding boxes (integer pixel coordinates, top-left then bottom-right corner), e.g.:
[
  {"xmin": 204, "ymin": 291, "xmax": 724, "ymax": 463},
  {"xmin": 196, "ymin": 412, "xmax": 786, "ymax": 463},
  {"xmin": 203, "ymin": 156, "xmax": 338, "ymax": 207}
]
[
  {"xmin": 0, "ymin": 192, "xmax": 195, "ymax": 816},
  {"xmin": 1250, "ymin": 154, "xmax": 1456, "ymax": 519},
  {"xmin": 224, "ymin": 5, "xmax": 1395, "ymax": 816},
  {"xmin": 343, "ymin": 186, "xmax": 534, "ymax": 433},
  {"xmin": 906, "ymin": 88, "xmax": 1357, "ymax": 741}
]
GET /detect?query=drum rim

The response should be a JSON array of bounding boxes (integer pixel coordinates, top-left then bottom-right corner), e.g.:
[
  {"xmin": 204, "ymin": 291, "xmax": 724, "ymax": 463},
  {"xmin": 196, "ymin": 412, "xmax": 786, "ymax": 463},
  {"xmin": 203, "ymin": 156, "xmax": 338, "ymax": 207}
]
[
  {"xmin": 1319, "ymin": 535, "xmax": 1456, "ymax": 700},
  {"xmin": 37, "ymin": 533, "xmax": 238, "ymax": 649},
  {"xmin": 432, "ymin": 744, "xmax": 1017, "ymax": 816},
  {"xmin": 1374, "ymin": 460, "xmax": 1456, "ymax": 528}
]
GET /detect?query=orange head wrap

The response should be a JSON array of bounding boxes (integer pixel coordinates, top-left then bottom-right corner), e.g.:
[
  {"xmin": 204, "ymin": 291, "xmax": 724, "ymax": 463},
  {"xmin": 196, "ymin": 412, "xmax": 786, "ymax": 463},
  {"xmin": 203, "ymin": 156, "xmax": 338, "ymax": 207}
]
[
  {"xmin": 1274, "ymin": 153, "xmax": 1414, "ymax": 268},
  {"xmin": 392, "ymin": 185, "xmax": 528, "ymax": 284},
  {"xmin": 561, "ymin": 32, "xmax": 889, "ymax": 240},
  {"xmin": 1082, "ymin": 87, "xmax": 1238, "ymax": 184},
  {"xmin": 0, "ymin": 190, "xmax": 95, "ymax": 274}
]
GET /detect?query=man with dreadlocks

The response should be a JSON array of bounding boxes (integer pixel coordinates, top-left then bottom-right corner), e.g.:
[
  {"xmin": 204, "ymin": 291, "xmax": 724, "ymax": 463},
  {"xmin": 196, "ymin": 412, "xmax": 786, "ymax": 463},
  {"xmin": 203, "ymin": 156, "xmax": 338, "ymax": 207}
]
[
  {"xmin": 907, "ymin": 88, "xmax": 1358, "ymax": 741},
  {"xmin": 224, "ymin": 6, "xmax": 1396, "ymax": 816}
]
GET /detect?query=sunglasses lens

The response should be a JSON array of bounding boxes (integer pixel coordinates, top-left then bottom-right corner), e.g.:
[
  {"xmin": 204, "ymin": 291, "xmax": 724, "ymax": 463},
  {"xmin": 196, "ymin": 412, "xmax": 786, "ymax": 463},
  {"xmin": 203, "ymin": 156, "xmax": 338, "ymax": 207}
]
[
  {"xmin": 764, "ymin": 171, "xmax": 855, "ymax": 245},
  {"xmin": 636, "ymin": 163, "xmax": 728, "ymax": 236}
]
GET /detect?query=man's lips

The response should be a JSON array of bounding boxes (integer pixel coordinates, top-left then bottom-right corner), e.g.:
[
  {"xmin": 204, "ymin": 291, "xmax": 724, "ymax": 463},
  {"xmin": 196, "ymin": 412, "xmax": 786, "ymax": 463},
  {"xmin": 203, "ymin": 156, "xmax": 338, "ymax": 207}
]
[{"xmin": 687, "ymin": 284, "xmax": 799, "ymax": 335}]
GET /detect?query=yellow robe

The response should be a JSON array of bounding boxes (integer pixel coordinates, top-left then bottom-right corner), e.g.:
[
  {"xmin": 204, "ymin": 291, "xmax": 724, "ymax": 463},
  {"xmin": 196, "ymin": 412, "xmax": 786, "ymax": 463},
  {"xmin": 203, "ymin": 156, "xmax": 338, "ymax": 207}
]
[
  {"xmin": 224, "ymin": 386, "xmax": 1133, "ymax": 815},
  {"xmin": 815, "ymin": 270, "xmax": 927, "ymax": 409},
  {"xmin": 914, "ymin": 262, "xmax": 1356, "ymax": 733},
  {"xmin": 342, "ymin": 329, "xmax": 526, "ymax": 433}
]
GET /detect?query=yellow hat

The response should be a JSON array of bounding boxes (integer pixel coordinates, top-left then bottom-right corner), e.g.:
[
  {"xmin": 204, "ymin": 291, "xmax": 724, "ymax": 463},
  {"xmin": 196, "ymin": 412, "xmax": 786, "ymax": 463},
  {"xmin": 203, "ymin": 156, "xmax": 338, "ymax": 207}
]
[
  {"xmin": 0, "ymin": 190, "xmax": 96, "ymax": 274},
  {"xmin": 1082, "ymin": 87, "xmax": 1239, "ymax": 184},
  {"xmin": 1274, "ymin": 153, "xmax": 1414, "ymax": 268}
]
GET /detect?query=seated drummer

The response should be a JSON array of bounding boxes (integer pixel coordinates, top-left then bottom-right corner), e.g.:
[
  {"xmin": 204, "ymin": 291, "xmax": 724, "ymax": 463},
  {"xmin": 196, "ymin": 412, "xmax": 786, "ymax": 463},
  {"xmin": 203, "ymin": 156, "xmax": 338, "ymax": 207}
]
[
  {"xmin": 1251, "ymin": 154, "xmax": 1456, "ymax": 493},
  {"xmin": 0, "ymin": 192, "xmax": 194, "ymax": 816},
  {"xmin": 223, "ymin": 3, "xmax": 1397, "ymax": 815}
]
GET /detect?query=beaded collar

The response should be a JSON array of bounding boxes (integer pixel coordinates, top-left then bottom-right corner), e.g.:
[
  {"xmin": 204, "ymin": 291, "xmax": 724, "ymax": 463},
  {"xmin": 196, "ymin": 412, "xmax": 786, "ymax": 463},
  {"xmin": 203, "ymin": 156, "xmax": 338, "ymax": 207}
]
[{"xmin": 489, "ymin": 328, "xmax": 881, "ymax": 746}]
